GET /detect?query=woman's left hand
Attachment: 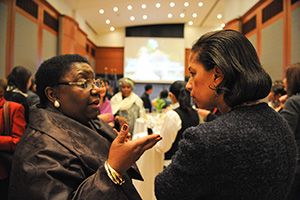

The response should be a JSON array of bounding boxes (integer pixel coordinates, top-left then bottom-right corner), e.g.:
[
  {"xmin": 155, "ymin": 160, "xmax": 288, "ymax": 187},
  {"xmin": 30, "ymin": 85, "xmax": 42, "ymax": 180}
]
[{"xmin": 108, "ymin": 124, "xmax": 162, "ymax": 174}]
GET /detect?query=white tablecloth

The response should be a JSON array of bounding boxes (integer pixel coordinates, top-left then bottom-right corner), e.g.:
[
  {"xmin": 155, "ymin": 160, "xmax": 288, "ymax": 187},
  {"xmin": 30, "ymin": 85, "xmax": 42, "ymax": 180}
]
[{"xmin": 132, "ymin": 116, "xmax": 164, "ymax": 200}]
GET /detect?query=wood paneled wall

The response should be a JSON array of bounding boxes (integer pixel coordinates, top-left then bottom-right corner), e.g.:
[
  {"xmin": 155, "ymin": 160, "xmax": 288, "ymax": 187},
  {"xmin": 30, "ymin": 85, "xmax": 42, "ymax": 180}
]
[
  {"xmin": 223, "ymin": 0, "xmax": 300, "ymax": 78},
  {"xmin": 95, "ymin": 47, "xmax": 124, "ymax": 75}
]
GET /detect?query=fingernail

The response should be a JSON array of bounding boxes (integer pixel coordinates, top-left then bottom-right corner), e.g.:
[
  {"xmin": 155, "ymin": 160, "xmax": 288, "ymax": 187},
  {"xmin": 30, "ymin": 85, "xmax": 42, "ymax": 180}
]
[{"xmin": 122, "ymin": 124, "xmax": 128, "ymax": 131}]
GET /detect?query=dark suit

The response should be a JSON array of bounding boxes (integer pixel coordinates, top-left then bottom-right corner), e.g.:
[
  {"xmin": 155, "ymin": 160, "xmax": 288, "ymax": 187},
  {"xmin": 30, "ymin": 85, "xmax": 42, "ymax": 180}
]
[{"xmin": 9, "ymin": 106, "xmax": 142, "ymax": 200}]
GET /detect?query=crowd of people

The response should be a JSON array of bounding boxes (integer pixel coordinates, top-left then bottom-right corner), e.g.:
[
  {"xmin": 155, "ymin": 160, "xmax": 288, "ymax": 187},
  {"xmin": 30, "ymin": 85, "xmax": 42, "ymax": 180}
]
[{"xmin": 0, "ymin": 30, "xmax": 299, "ymax": 200}]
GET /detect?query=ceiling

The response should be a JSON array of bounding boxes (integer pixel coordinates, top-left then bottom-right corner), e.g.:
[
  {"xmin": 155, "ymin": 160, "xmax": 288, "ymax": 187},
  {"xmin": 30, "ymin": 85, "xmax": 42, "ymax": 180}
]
[{"xmin": 61, "ymin": 0, "xmax": 257, "ymax": 34}]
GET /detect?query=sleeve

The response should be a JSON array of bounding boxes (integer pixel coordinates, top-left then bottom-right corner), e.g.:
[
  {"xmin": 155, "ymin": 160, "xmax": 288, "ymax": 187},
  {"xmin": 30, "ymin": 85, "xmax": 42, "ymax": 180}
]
[
  {"xmin": 9, "ymin": 134, "xmax": 135, "ymax": 200},
  {"xmin": 280, "ymin": 97, "xmax": 300, "ymax": 133},
  {"xmin": 0, "ymin": 103, "xmax": 26, "ymax": 151},
  {"xmin": 155, "ymin": 110, "xmax": 182, "ymax": 153},
  {"xmin": 155, "ymin": 126, "xmax": 211, "ymax": 200}
]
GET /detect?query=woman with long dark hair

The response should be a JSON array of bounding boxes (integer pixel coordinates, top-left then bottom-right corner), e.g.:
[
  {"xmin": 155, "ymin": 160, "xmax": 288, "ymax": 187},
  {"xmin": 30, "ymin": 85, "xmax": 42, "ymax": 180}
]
[{"xmin": 156, "ymin": 80, "xmax": 199, "ymax": 165}]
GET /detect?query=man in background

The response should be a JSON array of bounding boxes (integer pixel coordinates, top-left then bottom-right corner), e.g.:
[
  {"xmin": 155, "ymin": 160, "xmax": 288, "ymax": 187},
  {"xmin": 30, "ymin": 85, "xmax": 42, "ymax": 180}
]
[{"xmin": 141, "ymin": 84, "xmax": 153, "ymax": 112}]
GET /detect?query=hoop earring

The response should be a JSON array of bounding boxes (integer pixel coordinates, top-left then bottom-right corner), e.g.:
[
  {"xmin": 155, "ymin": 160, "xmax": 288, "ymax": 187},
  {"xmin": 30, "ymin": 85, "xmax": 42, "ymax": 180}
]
[{"xmin": 54, "ymin": 100, "xmax": 60, "ymax": 108}]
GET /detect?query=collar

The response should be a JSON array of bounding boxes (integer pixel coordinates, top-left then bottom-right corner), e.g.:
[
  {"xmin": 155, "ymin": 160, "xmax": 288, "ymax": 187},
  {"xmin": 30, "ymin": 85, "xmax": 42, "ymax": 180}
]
[{"xmin": 171, "ymin": 102, "xmax": 179, "ymax": 110}]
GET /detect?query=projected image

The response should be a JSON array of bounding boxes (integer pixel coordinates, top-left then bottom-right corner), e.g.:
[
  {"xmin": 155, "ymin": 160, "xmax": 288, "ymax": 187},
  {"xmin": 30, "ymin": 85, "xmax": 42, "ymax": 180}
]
[{"xmin": 124, "ymin": 37, "xmax": 184, "ymax": 83}]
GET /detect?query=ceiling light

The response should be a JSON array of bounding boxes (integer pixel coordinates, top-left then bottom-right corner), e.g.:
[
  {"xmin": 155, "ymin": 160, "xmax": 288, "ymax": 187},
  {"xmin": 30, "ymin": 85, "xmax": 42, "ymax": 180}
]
[
  {"xmin": 105, "ymin": 19, "xmax": 110, "ymax": 24},
  {"xmin": 168, "ymin": 13, "xmax": 173, "ymax": 18},
  {"xmin": 169, "ymin": 2, "xmax": 175, "ymax": 7},
  {"xmin": 198, "ymin": 2, "xmax": 203, "ymax": 7},
  {"xmin": 143, "ymin": 15, "xmax": 148, "ymax": 20},
  {"xmin": 192, "ymin": 13, "xmax": 197, "ymax": 18},
  {"xmin": 110, "ymin": 26, "xmax": 115, "ymax": 31},
  {"xmin": 127, "ymin": 5, "xmax": 133, "ymax": 10},
  {"xmin": 130, "ymin": 16, "xmax": 135, "ymax": 21},
  {"xmin": 113, "ymin": 7, "xmax": 118, "ymax": 12},
  {"xmin": 141, "ymin": 4, "xmax": 147, "ymax": 9},
  {"xmin": 221, "ymin": 23, "xmax": 225, "ymax": 28},
  {"xmin": 180, "ymin": 13, "xmax": 185, "ymax": 18},
  {"xmin": 184, "ymin": 2, "xmax": 189, "ymax": 7},
  {"xmin": 155, "ymin": 3, "xmax": 161, "ymax": 8},
  {"xmin": 188, "ymin": 21, "xmax": 193, "ymax": 25},
  {"xmin": 217, "ymin": 14, "xmax": 223, "ymax": 19},
  {"xmin": 99, "ymin": 9, "xmax": 104, "ymax": 14}
]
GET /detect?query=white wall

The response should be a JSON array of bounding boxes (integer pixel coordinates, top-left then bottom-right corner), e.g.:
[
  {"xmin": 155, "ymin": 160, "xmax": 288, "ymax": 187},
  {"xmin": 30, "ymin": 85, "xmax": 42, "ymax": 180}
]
[{"xmin": 96, "ymin": 28, "xmax": 125, "ymax": 47}]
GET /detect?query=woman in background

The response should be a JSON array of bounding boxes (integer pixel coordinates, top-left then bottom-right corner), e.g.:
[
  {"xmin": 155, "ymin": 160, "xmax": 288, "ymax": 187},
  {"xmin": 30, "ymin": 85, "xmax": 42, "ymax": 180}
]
[
  {"xmin": 155, "ymin": 30, "xmax": 297, "ymax": 200},
  {"xmin": 111, "ymin": 78, "xmax": 145, "ymax": 132},
  {"xmin": 97, "ymin": 78, "xmax": 114, "ymax": 126},
  {"xmin": 0, "ymin": 78, "xmax": 26, "ymax": 199},
  {"xmin": 5, "ymin": 66, "xmax": 32, "ymax": 122},
  {"xmin": 280, "ymin": 63, "xmax": 300, "ymax": 200},
  {"xmin": 155, "ymin": 81, "xmax": 199, "ymax": 166}
]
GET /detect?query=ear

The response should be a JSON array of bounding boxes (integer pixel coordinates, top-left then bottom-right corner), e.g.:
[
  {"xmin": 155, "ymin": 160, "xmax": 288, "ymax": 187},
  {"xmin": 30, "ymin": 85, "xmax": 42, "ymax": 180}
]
[
  {"xmin": 213, "ymin": 67, "xmax": 223, "ymax": 85},
  {"xmin": 45, "ymin": 86, "xmax": 58, "ymax": 104}
]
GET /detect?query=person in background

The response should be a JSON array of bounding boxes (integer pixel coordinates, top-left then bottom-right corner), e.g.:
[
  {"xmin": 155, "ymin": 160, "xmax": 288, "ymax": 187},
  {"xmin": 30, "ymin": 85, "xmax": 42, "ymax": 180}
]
[
  {"xmin": 27, "ymin": 77, "xmax": 40, "ymax": 107},
  {"xmin": 155, "ymin": 30, "xmax": 297, "ymax": 199},
  {"xmin": 97, "ymin": 78, "xmax": 114, "ymax": 126},
  {"xmin": 267, "ymin": 80, "xmax": 286, "ymax": 112},
  {"xmin": 111, "ymin": 78, "xmax": 145, "ymax": 133},
  {"xmin": 155, "ymin": 81, "xmax": 199, "ymax": 166},
  {"xmin": 153, "ymin": 89, "xmax": 171, "ymax": 113},
  {"xmin": 140, "ymin": 84, "xmax": 153, "ymax": 113},
  {"xmin": 0, "ymin": 78, "xmax": 26, "ymax": 199},
  {"xmin": 104, "ymin": 79, "xmax": 114, "ymax": 100},
  {"xmin": 4, "ymin": 66, "xmax": 32, "ymax": 122},
  {"xmin": 279, "ymin": 63, "xmax": 300, "ymax": 200},
  {"xmin": 8, "ymin": 54, "xmax": 161, "ymax": 200}
]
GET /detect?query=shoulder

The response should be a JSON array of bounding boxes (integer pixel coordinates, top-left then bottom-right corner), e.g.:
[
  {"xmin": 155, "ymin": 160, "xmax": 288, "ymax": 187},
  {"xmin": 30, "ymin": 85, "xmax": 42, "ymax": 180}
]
[{"xmin": 7, "ymin": 101, "xmax": 24, "ymax": 111}]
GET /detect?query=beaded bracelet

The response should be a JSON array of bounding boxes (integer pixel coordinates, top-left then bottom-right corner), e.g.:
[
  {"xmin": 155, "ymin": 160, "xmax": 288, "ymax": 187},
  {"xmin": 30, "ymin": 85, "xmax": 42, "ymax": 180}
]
[{"xmin": 104, "ymin": 161, "xmax": 125, "ymax": 185}]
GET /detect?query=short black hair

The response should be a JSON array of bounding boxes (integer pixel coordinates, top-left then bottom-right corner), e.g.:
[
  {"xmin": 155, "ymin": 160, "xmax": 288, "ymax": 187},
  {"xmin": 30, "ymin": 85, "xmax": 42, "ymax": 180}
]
[
  {"xmin": 286, "ymin": 63, "xmax": 300, "ymax": 96},
  {"xmin": 35, "ymin": 54, "xmax": 89, "ymax": 106},
  {"xmin": 160, "ymin": 89, "xmax": 169, "ymax": 98},
  {"xmin": 191, "ymin": 30, "xmax": 272, "ymax": 107},
  {"xmin": 145, "ymin": 84, "xmax": 153, "ymax": 91},
  {"xmin": 7, "ymin": 66, "xmax": 32, "ymax": 93}
]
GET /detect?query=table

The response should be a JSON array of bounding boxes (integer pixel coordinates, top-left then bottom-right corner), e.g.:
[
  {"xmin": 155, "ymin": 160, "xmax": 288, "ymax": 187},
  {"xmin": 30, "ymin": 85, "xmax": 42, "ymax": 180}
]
[{"xmin": 132, "ymin": 115, "xmax": 165, "ymax": 200}]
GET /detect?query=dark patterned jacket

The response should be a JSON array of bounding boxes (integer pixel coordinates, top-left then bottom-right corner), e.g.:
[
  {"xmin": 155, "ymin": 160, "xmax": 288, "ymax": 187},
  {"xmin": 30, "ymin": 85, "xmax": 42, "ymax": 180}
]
[
  {"xmin": 155, "ymin": 103, "xmax": 297, "ymax": 200},
  {"xmin": 9, "ymin": 106, "xmax": 142, "ymax": 200}
]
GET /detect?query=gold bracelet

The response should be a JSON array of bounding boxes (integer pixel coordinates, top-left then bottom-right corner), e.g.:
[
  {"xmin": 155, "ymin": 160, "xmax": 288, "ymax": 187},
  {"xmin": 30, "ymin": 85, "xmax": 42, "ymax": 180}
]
[{"xmin": 104, "ymin": 161, "xmax": 125, "ymax": 185}]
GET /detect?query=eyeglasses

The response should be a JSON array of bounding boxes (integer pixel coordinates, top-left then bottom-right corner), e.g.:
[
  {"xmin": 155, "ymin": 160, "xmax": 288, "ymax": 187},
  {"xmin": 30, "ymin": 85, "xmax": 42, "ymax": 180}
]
[{"xmin": 56, "ymin": 79, "xmax": 104, "ymax": 89}]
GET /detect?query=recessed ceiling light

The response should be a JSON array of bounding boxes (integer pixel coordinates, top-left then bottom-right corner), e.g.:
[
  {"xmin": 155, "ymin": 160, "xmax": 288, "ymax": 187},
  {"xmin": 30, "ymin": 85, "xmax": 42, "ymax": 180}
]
[
  {"xmin": 169, "ymin": 2, "xmax": 175, "ymax": 7},
  {"xmin": 198, "ymin": 2, "xmax": 203, "ymax": 7},
  {"xmin": 188, "ymin": 21, "xmax": 193, "ymax": 25},
  {"xmin": 143, "ymin": 15, "xmax": 148, "ymax": 20},
  {"xmin": 99, "ymin": 9, "xmax": 104, "ymax": 14},
  {"xmin": 168, "ymin": 13, "xmax": 173, "ymax": 18},
  {"xmin": 221, "ymin": 23, "xmax": 225, "ymax": 28},
  {"xmin": 155, "ymin": 3, "xmax": 161, "ymax": 8},
  {"xmin": 110, "ymin": 26, "xmax": 115, "ymax": 31},
  {"xmin": 130, "ymin": 16, "xmax": 135, "ymax": 21},
  {"xmin": 113, "ymin": 6, "xmax": 118, "ymax": 12},
  {"xmin": 192, "ymin": 13, "xmax": 197, "ymax": 18},
  {"xmin": 105, "ymin": 19, "xmax": 110, "ymax": 24},
  {"xmin": 217, "ymin": 14, "xmax": 223, "ymax": 19},
  {"xmin": 141, "ymin": 4, "xmax": 147, "ymax": 9},
  {"xmin": 127, "ymin": 5, "xmax": 133, "ymax": 10},
  {"xmin": 184, "ymin": 2, "xmax": 189, "ymax": 7},
  {"xmin": 180, "ymin": 13, "xmax": 185, "ymax": 18}
]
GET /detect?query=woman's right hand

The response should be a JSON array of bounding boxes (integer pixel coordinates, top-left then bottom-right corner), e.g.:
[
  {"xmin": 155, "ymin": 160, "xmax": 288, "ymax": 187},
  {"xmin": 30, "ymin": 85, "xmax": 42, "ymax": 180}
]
[{"xmin": 107, "ymin": 124, "xmax": 162, "ymax": 174}]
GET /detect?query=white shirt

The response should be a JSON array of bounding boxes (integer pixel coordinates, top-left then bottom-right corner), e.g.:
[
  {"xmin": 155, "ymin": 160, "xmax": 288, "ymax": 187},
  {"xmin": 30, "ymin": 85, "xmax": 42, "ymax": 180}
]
[{"xmin": 155, "ymin": 102, "xmax": 182, "ymax": 154}]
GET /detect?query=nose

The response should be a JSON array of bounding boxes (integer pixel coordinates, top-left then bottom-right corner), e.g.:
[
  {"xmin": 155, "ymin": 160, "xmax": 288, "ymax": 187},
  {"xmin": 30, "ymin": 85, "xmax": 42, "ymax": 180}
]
[{"xmin": 186, "ymin": 78, "xmax": 192, "ymax": 92}]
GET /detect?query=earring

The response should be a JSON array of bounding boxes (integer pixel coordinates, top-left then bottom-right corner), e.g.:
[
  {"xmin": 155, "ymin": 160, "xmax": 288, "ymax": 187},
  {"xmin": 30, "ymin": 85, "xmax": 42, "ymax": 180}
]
[{"xmin": 54, "ymin": 100, "xmax": 60, "ymax": 108}]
